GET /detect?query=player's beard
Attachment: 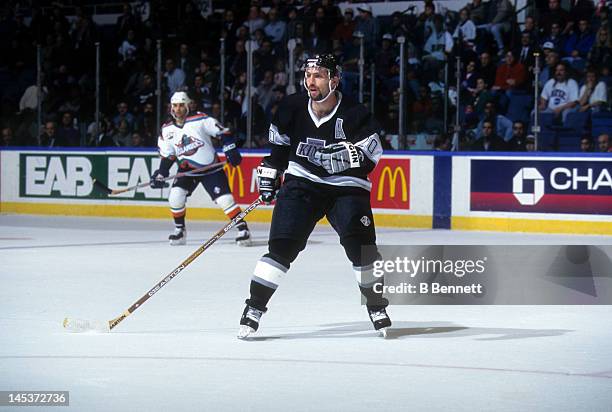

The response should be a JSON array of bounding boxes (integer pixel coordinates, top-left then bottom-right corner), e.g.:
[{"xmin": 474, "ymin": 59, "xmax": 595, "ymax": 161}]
[{"xmin": 310, "ymin": 86, "xmax": 329, "ymax": 101}]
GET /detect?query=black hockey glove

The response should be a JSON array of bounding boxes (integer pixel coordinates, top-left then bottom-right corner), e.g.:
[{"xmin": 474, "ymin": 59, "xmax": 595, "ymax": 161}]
[
  {"xmin": 314, "ymin": 142, "xmax": 364, "ymax": 174},
  {"xmin": 257, "ymin": 159, "xmax": 281, "ymax": 204},
  {"xmin": 222, "ymin": 135, "xmax": 242, "ymax": 167},
  {"xmin": 150, "ymin": 157, "xmax": 173, "ymax": 189}
]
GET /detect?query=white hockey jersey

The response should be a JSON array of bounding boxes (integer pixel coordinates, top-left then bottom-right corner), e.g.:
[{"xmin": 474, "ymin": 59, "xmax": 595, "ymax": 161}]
[{"xmin": 158, "ymin": 112, "xmax": 226, "ymax": 168}]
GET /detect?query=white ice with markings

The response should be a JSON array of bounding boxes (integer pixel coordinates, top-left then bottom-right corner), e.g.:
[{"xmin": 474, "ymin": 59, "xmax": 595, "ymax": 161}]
[{"xmin": 1, "ymin": 215, "xmax": 611, "ymax": 411}]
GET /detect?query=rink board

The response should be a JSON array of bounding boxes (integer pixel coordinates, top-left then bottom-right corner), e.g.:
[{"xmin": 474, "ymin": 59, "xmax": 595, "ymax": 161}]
[
  {"xmin": 0, "ymin": 149, "xmax": 610, "ymax": 234},
  {"xmin": 0, "ymin": 149, "xmax": 432, "ymax": 229}
]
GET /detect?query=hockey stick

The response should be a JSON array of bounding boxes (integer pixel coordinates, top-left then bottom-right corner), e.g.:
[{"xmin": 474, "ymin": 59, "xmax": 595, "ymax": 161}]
[
  {"xmin": 93, "ymin": 161, "xmax": 227, "ymax": 195},
  {"xmin": 63, "ymin": 196, "xmax": 264, "ymax": 333}
]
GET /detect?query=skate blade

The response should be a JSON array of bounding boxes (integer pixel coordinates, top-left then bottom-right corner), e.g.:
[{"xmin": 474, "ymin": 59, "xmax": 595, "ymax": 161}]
[
  {"xmin": 236, "ymin": 238, "xmax": 253, "ymax": 247},
  {"xmin": 237, "ymin": 325, "xmax": 256, "ymax": 339},
  {"xmin": 380, "ymin": 328, "xmax": 390, "ymax": 339},
  {"xmin": 169, "ymin": 239, "xmax": 186, "ymax": 246}
]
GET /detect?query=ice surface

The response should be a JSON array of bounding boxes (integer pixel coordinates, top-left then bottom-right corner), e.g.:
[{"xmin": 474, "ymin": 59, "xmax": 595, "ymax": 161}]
[{"xmin": 1, "ymin": 215, "xmax": 611, "ymax": 411}]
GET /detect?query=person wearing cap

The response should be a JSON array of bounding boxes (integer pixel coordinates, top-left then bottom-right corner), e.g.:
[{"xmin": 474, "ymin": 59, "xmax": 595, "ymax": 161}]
[
  {"xmin": 237, "ymin": 54, "xmax": 391, "ymax": 339},
  {"xmin": 538, "ymin": 49, "xmax": 560, "ymax": 87},
  {"xmin": 540, "ymin": 22, "xmax": 565, "ymax": 53},
  {"xmin": 355, "ymin": 3, "xmax": 379, "ymax": 53},
  {"xmin": 332, "ymin": 7, "xmax": 356, "ymax": 43}
]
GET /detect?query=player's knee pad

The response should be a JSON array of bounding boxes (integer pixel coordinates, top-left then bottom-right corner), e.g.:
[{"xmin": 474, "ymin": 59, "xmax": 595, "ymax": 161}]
[
  {"xmin": 268, "ymin": 238, "xmax": 306, "ymax": 265},
  {"xmin": 168, "ymin": 187, "xmax": 188, "ymax": 215},
  {"xmin": 214, "ymin": 193, "xmax": 239, "ymax": 215},
  {"xmin": 340, "ymin": 236, "xmax": 379, "ymax": 267},
  {"xmin": 252, "ymin": 255, "xmax": 289, "ymax": 290}
]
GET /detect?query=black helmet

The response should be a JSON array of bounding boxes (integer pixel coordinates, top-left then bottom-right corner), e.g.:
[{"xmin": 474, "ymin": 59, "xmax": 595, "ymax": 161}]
[{"xmin": 301, "ymin": 54, "xmax": 342, "ymax": 79}]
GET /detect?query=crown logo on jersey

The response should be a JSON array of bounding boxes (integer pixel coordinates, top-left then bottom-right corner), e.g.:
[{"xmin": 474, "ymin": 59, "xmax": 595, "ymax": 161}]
[{"xmin": 335, "ymin": 118, "xmax": 346, "ymax": 140}]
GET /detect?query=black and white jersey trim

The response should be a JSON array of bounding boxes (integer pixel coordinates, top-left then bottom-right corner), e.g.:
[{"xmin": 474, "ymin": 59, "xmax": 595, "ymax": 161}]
[
  {"xmin": 286, "ymin": 161, "xmax": 372, "ymax": 191},
  {"xmin": 307, "ymin": 93, "xmax": 343, "ymax": 128}
]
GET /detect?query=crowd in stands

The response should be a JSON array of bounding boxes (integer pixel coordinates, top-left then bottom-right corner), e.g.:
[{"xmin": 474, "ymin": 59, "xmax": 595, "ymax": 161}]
[{"xmin": 0, "ymin": 0, "xmax": 611, "ymax": 152}]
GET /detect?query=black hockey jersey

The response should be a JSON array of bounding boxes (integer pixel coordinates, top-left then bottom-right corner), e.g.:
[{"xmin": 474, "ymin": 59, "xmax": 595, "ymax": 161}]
[{"xmin": 268, "ymin": 92, "xmax": 383, "ymax": 192}]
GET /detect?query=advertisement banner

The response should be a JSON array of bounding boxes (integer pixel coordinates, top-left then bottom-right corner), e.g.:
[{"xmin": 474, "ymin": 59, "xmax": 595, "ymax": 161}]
[
  {"xmin": 470, "ymin": 159, "xmax": 612, "ymax": 215},
  {"xmin": 369, "ymin": 158, "xmax": 411, "ymax": 210}
]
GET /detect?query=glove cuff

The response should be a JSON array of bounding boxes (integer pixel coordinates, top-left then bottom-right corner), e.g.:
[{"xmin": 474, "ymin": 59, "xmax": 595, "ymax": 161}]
[
  {"xmin": 223, "ymin": 143, "xmax": 237, "ymax": 152},
  {"xmin": 339, "ymin": 142, "xmax": 362, "ymax": 168}
]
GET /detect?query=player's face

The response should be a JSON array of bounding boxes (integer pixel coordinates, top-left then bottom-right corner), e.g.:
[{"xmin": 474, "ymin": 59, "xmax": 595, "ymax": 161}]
[
  {"xmin": 172, "ymin": 103, "xmax": 188, "ymax": 120},
  {"xmin": 305, "ymin": 68, "xmax": 336, "ymax": 101}
]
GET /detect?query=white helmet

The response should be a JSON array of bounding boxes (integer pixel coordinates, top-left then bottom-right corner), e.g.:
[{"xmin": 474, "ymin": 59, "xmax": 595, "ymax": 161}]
[{"xmin": 170, "ymin": 91, "xmax": 190, "ymax": 120}]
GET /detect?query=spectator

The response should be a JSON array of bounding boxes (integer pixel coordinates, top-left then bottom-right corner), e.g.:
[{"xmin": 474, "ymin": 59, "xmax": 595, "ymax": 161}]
[
  {"xmin": 540, "ymin": 0, "xmax": 572, "ymax": 36},
  {"xmin": 476, "ymin": 101, "xmax": 513, "ymax": 141},
  {"xmin": 111, "ymin": 119, "xmax": 131, "ymax": 146},
  {"xmin": 515, "ymin": 31, "xmax": 540, "ymax": 70},
  {"xmin": 422, "ymin": 15, "xmax": 453, "ymax": 76},
  {"xmin": 471, "ymin": 119, "xmax": 508, "ymax": 151},
  {"xmin": 55, "ymin": 112, "xmax": 80, "ymax": 147},
  {"xmin": 134, "ymin": 72, "xmax": 155, "ymax": 107},
  {"xmin": 453, "ymin": 8, "xmax": 477, "ymax": 55},
  {"xmin": 467, "ymin": 0, "xmax": 486, "ymax": 26},
  {"xmin": 375, "ymin": 34, "xmax": 397, "ymax": 79},
  {"xmin": 130, "ymin": 132, "xmax": 146, "ymax": 147},
  {"xmin": 434, "ymin": 134, "xmax": 452, "ymax": 151},
  {"xmin": 541, "ymin": 22, "xmax": 565, "ymax": 53},
  {"xmin": 412, "ymin": 85, "xmax": 433, "ymax": 118},
  {"xmin": 538, "ymin": 62, "xmax": 579, "ymax": 123},
  {"xmin": 476, "ymin": 0, "xmax": 514, "ymax": 55},
  {"xmin": 332, "ymin": 8, "xmax": 355, "ymax": 44},
  {"xmin": 578, "ymin": 69, "xmax": 608, "ymax": 112},
  {"xmin": 39, "ymin": 121, "xmax": 57, "ymax": 147},
  {"xmin": 562, "ymin": 18, "xmax": 595, "ymax": 71},
  {"xmin": 164, "ymin": 58, "xmax": 186, "ymax": 95},
  {"xmin": 478, "ymin": 52, "xmax": 497, "ymax": 90},
  {"xmin": 117, "ymin": 29, "xmax": 138, "ymax": 67},
  {"xmin": 176, "ymin": 44, "xmax": 197, "ymax": 83},
  {"xmin": 580, "ymin": 136, "xmax": 593, "ymax": 152},
  {"xmin": 492, "ymin": 50, "xmax": 527, "ymax": 111},
  {"xmin": 522, "ymin": 16, "xmax": 539, "ymax": 42},
  {"xmin": 388, "ymin": 11, "xmax": 408, "ymax": 39},
  {"xmin": 469, "ymin": 77, "xmax": 494, "ymax": 114},
  {"xmin": 525, "ymin": 134, "xmax": 536, "ymax": 151},
  {"xmin": 539, "ymin": 49, "xmax": 560, "ymax": 87},
  {"xmin": 244, "ymin": 5, "xmax": 266, "ymax": 34},
  {"xmin": 416, "ymin": 1, "xmax": 437, "ymax": 42},
  {"xmin": 588, "ymin": 26, "xmax": 612, "ymax": 71},
  {"xmin": 598, "ymin": 134, "xmax": 612, "ymax": 152},
  {"xmin": 507, "ymin": 121, "xmax": 528, "ymax": 151},
  {"xmin": 264, "ymin": 7, "xmax": 287, "ymax": 48},
  {"xmin": 1, "ymin": 127, "xmax": 15, "ymax": 146},
  {"xmin": 493, "ymin": 50, "xmax": 527, "ymax": 92},
  {"xmin": 256, "ymin": 70, "xmax": 275, "ymax": 113},
  {"xmin": 112, "ymin": 101, "xmax": 135, "ymax": 132},
  {"xmin": 354, "ymin": 4, "xmax": 379, "ymax": 54}
]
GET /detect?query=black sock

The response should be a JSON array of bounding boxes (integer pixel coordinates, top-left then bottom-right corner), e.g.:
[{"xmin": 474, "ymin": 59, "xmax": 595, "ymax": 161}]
[
  {"xmin": 174, "ymin": 216, "xmax": 185, "ymax": 228},
  {"xmin": 246, "ymin": 280, "xmax": 276, "ymax": 311}
]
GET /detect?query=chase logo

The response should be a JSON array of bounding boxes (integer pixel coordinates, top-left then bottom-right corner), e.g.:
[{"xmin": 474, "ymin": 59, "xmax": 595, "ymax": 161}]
[
  {"xmin": 471, "ymin": 159, "xmax": 612, "ymax": 215},
  {"xmin": 513, "ymin": 168, "xmax": 544, "ymax": 205}
]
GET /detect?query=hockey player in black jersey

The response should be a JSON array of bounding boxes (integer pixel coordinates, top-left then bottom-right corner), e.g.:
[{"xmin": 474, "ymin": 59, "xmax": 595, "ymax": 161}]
[{"xmin": 238, "ymin": 54, "xmax": 391, "ymax": 339}]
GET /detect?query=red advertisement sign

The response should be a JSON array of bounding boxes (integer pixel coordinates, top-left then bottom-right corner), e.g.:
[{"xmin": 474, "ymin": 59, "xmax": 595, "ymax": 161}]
[{"xmin": 221, "ymin": 154, "xmax": 411, "ymax": 210}]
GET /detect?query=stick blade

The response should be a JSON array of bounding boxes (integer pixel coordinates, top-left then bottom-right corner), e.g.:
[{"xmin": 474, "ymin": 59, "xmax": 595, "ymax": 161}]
[
  {"xmin": 63, "ymin": 317, "xmax": 110, "ymax": 333},
  {"xmin": 92, "ymin": 178, "xmax": 112, "ymax": 195}
]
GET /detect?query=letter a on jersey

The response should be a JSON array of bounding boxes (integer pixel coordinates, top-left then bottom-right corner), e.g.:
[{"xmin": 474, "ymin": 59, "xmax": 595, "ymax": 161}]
[{"xmin": 334, "ymin": 118, "xmax": 346, "ymax": 140}]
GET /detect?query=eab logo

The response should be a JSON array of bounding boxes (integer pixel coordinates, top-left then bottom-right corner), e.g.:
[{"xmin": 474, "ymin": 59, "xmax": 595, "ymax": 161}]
[
  {"xmin": 23, "ymin": 155, "xmax": 94, "ymax": 197},
  {"xmin": 20, "ymin": 154, "xmax": 167, "ymax": 200}
]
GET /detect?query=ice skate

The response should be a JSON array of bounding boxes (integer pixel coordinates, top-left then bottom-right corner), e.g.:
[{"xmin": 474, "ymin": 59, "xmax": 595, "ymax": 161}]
[
  {"xmin": 367, "ymin": 306, "xmax": 391, "ymax": 338},
  {"xmin": 168, "ymin": 227, "xmax": 186, "ymax": 246},
  {"xmin": 235, "ymin": 222, "xmax": 252, "ymax": 246},
  {"xmin": 237, "ymin": 303, "xmax": 265, "ymax": 339}
]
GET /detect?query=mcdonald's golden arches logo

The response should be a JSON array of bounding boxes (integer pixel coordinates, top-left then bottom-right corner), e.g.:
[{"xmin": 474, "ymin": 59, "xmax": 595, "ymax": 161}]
[
  {"xmin": 377, "ymin": 166, "xmax": 408, "ymax": 202},
  {"xmin": 224, "ymin": 164, "xmax": 244, "ymax": 197}
]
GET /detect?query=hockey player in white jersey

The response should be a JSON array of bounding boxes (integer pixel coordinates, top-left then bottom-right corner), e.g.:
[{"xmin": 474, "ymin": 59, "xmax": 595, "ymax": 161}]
[{"xmin": 151, "ymin": 91, "xmax": 251, "ymax": 246}]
